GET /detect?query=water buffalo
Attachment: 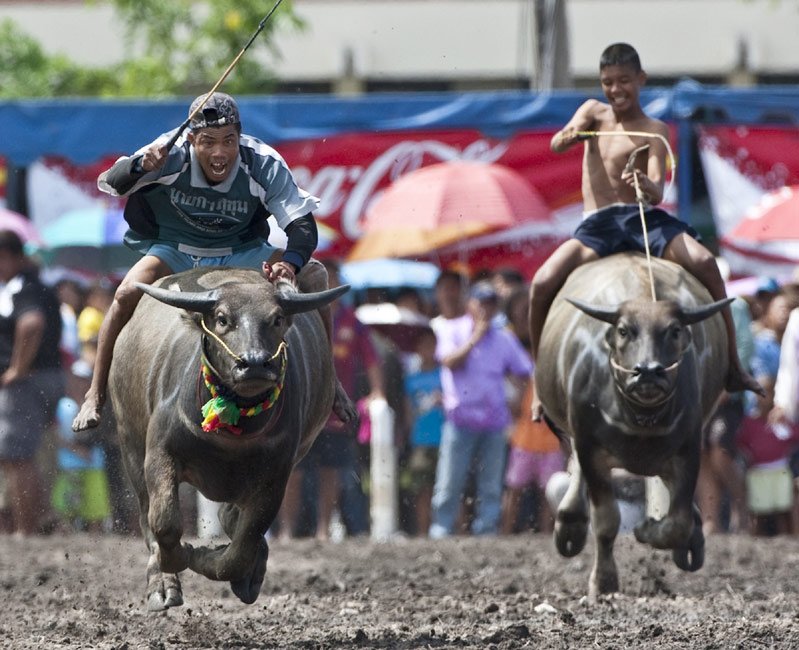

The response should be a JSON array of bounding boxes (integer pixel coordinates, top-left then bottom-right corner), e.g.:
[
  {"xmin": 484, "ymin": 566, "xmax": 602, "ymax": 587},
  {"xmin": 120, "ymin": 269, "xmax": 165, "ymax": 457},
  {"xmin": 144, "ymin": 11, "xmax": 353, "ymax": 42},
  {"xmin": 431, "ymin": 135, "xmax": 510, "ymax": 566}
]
[
  {"xmin": 108, "ymin": 266, "xmax": 346, "ymax": 611},
  {"xmin": 536, "ymin": 252, "xmax": 731, "ymax": 597}
]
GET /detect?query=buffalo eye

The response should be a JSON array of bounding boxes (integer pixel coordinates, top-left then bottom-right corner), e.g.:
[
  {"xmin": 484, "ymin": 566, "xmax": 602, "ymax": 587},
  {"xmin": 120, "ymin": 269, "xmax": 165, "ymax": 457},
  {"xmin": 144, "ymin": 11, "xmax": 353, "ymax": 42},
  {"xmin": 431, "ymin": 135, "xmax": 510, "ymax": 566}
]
[
  {"xmin": 670, "ymin": 324, "xmax": 683, "ymax": 340},
  {"xmin": 617, "ymin": 325, "xmax": 628, "ymax": 338},
  {"xmin": 215, "ymin": 313, "xmax": 230, "ymax": 328},
  {"xmin": 274, "ymin": 315, "xmax": 285, "ymax": 328}
]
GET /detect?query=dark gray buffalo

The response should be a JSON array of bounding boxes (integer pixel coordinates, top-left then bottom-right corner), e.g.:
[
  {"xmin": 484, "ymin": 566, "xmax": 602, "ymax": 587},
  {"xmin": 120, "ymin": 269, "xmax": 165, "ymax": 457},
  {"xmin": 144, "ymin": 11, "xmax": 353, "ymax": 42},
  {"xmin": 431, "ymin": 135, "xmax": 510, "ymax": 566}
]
[
  {"xmin": 536, "ymin": 252, "xmax": 731, "ymax": 597},
  {"xmin": 109, "ymin": 266, "xmax": 346, "ymax": 611}
]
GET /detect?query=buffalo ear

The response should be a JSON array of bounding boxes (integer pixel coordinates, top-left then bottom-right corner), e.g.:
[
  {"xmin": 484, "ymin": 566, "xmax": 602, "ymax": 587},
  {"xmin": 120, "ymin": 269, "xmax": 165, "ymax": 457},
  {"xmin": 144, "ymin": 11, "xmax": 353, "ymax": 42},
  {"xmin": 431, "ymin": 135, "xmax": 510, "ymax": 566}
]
[
  {"xmin": 135, "ymin": 282, "xmax": 219, "ymax": 313},
  {"xmin": 566, "ymin": 297, "xmax": 620, "ymax": 325},
  {"xmin": 276, "ymin": 284, "xmax": 350, "ymax": 316},
  {"xmin": 678, "ymin": 297, "xmax": 734, "ymax": 325}
]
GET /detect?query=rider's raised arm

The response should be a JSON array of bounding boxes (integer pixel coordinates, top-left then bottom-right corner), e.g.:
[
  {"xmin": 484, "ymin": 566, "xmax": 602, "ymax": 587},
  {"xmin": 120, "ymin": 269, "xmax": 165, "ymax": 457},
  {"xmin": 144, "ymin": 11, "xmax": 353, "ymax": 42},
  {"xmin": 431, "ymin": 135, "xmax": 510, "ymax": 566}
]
[{"xmin": 551, "ymin": 99, "xmax": 600, "ymax": 153}]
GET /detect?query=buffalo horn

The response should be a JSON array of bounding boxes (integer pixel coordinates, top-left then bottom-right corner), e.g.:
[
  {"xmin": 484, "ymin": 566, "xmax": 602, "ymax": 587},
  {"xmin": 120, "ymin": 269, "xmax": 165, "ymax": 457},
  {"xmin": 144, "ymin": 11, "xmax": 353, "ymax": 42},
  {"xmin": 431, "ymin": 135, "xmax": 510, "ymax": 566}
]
[
  {"xmin": 135, "ymin": 282, "xmax": 219, "ymax": 313},
  {"xmin": 276, "ymin": 284, "xmax": 350, "ymax": 316},
  {"xmin": 565, "ymin": 297, "xmax": 620, "ymax": 324},
  {"xmin": 678, "ymin": 297, "xmax": 734, "ymax": 325}
]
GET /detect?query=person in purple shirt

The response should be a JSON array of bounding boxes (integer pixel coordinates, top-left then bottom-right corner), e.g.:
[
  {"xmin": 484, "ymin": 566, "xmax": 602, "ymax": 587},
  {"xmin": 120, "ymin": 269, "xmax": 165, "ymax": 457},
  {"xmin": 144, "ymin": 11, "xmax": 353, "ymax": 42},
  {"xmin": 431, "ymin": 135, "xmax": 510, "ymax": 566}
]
[{"xmin": 429, "ymin": 280, "xmax": 533, "ymax": 538}]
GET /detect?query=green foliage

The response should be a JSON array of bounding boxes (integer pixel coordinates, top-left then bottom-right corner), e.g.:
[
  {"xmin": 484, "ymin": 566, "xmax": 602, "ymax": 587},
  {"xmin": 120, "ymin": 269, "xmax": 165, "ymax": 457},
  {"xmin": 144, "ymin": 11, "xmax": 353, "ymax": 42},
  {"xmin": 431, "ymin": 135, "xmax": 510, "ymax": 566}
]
[
  {"xmin": 0, "ymin": 19, "xmax": 109, "ymax": 98},
  {"xmin": 1, "ymin": 0, "xmax": 300, "ymax": 98}
]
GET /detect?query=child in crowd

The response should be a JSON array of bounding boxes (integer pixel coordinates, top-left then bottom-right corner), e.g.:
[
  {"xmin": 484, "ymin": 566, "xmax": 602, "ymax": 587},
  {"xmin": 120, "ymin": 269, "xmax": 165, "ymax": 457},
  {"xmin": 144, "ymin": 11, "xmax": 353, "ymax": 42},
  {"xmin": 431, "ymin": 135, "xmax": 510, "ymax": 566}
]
[
  {"xmin": 51, "ymin": 398, "xmax": 111, "ymax": 532},
  {"xmin": 52, "ymin": 296, "xmax": 112, "ymax": 532},
  {"xmin": 737, "ymin": 367, "xmax": 799, "ymax": 536},
  {"xmin": 403, "ymin": 328, "xmax": 444, "ymax": 536},
  {"xmin": 500, "ymin": 387, "xmax": 564, "ymax": 534}
]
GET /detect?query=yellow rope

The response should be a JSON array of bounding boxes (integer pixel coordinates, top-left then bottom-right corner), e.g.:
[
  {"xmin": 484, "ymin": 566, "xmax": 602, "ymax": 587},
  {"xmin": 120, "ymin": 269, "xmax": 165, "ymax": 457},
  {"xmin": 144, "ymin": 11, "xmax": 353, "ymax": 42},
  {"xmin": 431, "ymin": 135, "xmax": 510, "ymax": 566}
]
[
  {"xmin": 200, "ymin": 317, "xmax": 244, "ymax": 363},
  {"xmin": 633, "ymin": 171, "xmax": 657, "ymax": 302},
  {"xmin": 200, "ymin": 316, "xmax": 290, "ymax": 366}
]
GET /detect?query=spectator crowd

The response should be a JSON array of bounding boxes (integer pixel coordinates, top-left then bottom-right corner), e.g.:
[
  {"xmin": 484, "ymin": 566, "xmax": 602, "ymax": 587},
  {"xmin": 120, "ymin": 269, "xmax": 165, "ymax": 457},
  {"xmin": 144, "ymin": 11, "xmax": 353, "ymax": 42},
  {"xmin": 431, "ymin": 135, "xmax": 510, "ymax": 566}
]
[{"xmin": 1, "ymin": 232, "xmax": 797, "ymax": 542}]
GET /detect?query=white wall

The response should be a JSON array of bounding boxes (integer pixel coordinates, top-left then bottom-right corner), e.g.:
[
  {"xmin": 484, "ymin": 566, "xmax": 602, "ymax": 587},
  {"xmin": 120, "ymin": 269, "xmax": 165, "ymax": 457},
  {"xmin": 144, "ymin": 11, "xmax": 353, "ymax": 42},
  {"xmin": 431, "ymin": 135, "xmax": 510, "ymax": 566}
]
[
  {"xmin": 2, "ymin": 0, "xmax": 798, "ymax": 82},
  {"xmin": 568, "ymin": 0, "xmax": 799, "ymax": 77}
]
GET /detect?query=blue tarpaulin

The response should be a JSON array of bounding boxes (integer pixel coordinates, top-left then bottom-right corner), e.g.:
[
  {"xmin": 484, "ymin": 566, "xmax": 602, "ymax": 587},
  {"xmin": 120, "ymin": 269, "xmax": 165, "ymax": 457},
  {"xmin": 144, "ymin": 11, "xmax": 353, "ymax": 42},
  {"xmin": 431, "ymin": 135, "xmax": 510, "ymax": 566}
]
[
  {"xmin": 1, "ymin": 89, "xmax": 675, "ymax": 165},
  {"xmin": 3, "ymin": 84, "xmax": 798, "ymax": 166},
  {"xmin": 2, "ymin": 83, "xmax": 798, "ymax": 221}
]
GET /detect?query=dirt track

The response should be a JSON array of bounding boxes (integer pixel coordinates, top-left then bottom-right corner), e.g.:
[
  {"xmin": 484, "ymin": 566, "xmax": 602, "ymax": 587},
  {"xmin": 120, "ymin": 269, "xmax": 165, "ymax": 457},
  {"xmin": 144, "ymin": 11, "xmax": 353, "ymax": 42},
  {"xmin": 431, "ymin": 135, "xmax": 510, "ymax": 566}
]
[{"xmin": 1, "ymin": 531, "xmax": 797, "ymax": 649}]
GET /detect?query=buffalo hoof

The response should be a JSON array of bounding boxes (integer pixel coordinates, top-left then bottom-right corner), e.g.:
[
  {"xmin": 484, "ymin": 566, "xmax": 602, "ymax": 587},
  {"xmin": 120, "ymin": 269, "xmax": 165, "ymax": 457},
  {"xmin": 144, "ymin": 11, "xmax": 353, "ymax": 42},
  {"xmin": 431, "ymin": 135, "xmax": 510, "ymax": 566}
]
[
  {"xmin": 554, "ymin": 511, "xmax": 588, "ymax": 558},
  {"xmin": 147, "ymin": 574, "xmax": 184, "ymax": 612},
  {"xmin": 230, "ymin": 539, "xmax": 268, "ymax": 605},
  {"xmin": 589, "ymin": 567, "xmax": 619, "ymax": 598},
  {"xmin": 672, "ymin": 511, "xmax": 705, "ymax": 572}
]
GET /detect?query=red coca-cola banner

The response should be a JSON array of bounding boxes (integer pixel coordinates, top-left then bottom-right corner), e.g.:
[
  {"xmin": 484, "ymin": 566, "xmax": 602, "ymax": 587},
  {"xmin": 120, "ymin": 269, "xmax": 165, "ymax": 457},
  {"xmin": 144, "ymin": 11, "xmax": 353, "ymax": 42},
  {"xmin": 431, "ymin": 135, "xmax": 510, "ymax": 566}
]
[
  {"xmin": 28, "ymin": 128, "xmax": 585, "ymax": 272},
  {"xmin": 263, "ymin": 129, "xmax": 582, "ymax": 259}
]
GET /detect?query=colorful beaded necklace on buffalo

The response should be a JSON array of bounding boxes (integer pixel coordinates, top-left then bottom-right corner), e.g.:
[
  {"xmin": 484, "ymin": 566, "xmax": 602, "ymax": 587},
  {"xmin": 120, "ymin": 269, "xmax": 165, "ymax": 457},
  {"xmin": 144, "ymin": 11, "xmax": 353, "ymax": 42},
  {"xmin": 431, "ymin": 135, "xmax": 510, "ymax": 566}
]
[{"xmin": 199, "ymin": 316, "xmax": 288, "ymax": 434}]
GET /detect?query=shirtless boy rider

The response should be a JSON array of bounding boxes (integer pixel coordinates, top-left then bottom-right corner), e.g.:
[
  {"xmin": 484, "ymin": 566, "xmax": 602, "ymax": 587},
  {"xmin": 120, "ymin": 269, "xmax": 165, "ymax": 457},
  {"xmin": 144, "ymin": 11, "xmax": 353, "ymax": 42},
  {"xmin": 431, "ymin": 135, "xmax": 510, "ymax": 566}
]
[{"xmin": 528, "ymin": 42, "xmax": 763, "ymax": 420}]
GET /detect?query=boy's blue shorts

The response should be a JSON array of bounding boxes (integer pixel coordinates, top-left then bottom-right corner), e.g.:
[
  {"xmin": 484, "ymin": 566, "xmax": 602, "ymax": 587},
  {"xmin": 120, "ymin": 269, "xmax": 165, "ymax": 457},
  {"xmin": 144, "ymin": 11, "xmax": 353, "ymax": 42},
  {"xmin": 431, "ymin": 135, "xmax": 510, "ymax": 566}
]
[
  {"xmin": 574, "ymin": 204, "xmax": 699, "ymax": 258},
  {"xmin": 146, "ymin": 242, "xmax": 278, "ymax": 273}
]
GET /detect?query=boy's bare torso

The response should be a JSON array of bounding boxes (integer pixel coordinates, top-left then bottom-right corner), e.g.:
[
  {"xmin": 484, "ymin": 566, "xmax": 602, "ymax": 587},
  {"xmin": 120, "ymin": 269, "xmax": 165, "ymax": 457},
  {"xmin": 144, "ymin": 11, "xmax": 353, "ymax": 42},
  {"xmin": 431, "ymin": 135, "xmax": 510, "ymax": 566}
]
[{"xmin": 580, "ymin": 102, "xmax": 669, "ymax": 213}]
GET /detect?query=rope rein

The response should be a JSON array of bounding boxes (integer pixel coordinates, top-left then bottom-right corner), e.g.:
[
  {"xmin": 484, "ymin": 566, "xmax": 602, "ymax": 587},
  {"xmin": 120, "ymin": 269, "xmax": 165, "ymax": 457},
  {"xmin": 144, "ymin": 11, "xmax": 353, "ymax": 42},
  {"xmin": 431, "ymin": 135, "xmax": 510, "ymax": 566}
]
[
  {"xmin": 609, "ymin": 355, "xmax": 681, "ymax": 375},
  {"xmin": 632, "ymin": 168, "xmax": 658, "ymax": 302},
  {"xmin": 576, "ymin": 130, "xmax": 676, "ymax": 200},
  {"xmin": 200, "ymin": 343, "xmax": 288, "ymax": 435},
  {"xmin": 200, "ymin": 317, "xmax": 243, "ymax": 363},
  {"xmin": 576, "ymin": 130, "xmax": 678, "ymax": 302},
  {"xmin": 199, "ymin": 317, "xmax": 290, "ymax": 367}
]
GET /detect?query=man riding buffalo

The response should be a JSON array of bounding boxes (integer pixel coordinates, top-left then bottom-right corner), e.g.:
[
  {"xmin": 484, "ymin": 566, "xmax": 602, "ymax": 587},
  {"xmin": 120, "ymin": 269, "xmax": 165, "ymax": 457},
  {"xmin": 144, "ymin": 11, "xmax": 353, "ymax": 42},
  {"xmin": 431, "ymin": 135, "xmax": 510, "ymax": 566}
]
[{"xmin": 72, "ymin": 92, "xmax": 356, "ymax": 432}]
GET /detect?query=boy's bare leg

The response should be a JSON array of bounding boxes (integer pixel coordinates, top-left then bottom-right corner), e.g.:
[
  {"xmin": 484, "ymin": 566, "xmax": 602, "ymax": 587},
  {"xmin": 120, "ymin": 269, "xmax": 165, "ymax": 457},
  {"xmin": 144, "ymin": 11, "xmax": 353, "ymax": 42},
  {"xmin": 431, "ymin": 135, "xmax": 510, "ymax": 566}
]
[
  {"xmin": 295, "ymin": 259, "xmax": 357, "ymax": 423},
  {"xmin": 72, "ymin": 255, "xmax": 173, "ymax": 431},
  {"xmin": 529, "ymin": 239, "xmax": 599, "ymax": 420},
  {"xmin": 664, "ymin": 234, "xmax": 765, "ymax": 397}
]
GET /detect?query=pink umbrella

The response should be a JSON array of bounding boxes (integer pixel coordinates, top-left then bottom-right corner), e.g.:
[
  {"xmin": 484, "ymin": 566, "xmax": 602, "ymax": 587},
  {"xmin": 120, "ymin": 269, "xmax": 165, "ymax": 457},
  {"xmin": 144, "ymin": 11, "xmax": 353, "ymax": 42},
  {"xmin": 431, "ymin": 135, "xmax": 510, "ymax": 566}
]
[
  {"xmin": 348, "ymin": 161, "xmax": 551, "ymax": 261},
  {"xmin": 0, "ymin": 207, "xmax": 42, "ymax": 246}
]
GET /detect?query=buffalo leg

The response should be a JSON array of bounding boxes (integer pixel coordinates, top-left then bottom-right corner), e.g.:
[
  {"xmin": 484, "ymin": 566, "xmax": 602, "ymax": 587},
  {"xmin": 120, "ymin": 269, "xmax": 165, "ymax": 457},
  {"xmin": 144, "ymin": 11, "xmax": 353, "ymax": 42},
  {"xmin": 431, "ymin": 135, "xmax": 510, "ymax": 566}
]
[
  {"xmin": 217, "ymin": 502, "xmax": 269, "ymax": 602},
  {"xmin": 187, "ymin": 470, "xmax": 289, "ymax": 604},
  {"xmin": 141, "ymin": 441, "xmax": 191, "ymax": 612},
  {"xmin": 117, "ymin": 430, "xmax": 185, "ymax": 612},
  {"xmin": 554, "ymin": 454, "xmax": 589, "ymax": 558},
  {"xmin": 633, "ymin": 440, "xmax": 703, "ymax": 570},
  {"xmin": 584, "ymin": 466, "xmax": 620, "ymax": 597}
]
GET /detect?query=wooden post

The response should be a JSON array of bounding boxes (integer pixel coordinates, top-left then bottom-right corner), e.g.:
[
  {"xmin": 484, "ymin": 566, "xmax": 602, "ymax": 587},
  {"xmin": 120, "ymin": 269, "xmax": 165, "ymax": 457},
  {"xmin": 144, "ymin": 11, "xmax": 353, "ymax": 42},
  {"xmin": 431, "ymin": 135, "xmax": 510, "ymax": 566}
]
[{"xmin": 369, "ymin": 397, "xmax": 397, "ymax": 540}]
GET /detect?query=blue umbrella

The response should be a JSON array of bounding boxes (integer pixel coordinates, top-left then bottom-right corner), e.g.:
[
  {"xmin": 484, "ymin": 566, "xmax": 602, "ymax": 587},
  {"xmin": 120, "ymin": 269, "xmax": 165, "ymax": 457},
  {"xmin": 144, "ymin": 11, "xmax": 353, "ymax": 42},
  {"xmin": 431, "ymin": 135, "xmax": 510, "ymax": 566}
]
[
  {"xmin": 340, "ymin": 258, "xmax": 440, "ymax": 290},
  {"xmin": 38, "ymin": 207, "xmax": 139, "ymax": 272}
]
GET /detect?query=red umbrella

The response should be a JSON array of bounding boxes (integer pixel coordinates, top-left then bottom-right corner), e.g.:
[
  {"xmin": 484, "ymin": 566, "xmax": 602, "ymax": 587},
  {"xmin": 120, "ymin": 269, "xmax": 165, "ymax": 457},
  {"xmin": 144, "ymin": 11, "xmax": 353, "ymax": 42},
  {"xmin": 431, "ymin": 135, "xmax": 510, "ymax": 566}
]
[
  {"xmin": 728, "ymin": 185, "xmax": 799, "ymax": 241},
  {"xmin": 0, "ymin": 207, "xmax": 42, "ymax": 246},
  {"xmin": 347, "ymin": 161, "xmax": 551, "ymax": 261}
]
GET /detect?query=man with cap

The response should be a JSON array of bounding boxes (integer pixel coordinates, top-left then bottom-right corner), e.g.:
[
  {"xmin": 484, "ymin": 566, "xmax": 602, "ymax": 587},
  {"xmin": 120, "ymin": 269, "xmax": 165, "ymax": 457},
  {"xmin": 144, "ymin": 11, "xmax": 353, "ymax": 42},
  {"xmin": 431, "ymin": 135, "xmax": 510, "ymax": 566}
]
[
  {"xmin": 73, "ymin": 92, "xmax": 354, "ymax": 431},
  {"xmin": 428, "ymin": 279, "xmax": 533, "ymax": 538}
]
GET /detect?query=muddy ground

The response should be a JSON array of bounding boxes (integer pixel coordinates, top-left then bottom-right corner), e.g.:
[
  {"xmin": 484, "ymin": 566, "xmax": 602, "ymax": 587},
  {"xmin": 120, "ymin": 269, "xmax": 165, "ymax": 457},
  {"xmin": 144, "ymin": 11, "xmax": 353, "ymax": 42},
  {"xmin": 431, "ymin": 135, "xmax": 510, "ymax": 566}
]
[{"xmin": 0, "ymin": 531, "xmax": 797, "ymax": 649}]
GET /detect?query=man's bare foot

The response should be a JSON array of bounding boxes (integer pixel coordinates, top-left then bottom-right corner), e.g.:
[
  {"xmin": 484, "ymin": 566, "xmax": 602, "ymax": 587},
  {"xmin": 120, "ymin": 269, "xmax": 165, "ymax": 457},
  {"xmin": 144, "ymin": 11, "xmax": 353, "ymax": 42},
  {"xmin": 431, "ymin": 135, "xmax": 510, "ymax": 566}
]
[
  {"xmin": 725, "ymin": 364, "xmax": 766, "ymax": 397},
  {"xmin": 72, "ymin": 396, "xmax": 103, "ymax": 432},
  {"xmin": 332, "ymin": 379, "xmax": 358, "ymax": 424}
]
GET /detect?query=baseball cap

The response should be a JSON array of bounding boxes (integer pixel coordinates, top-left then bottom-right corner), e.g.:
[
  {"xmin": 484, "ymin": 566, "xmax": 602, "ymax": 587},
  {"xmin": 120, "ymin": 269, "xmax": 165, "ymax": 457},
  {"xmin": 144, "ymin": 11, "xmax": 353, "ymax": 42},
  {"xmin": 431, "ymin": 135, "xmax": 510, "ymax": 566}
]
[
  {"xmin": 188, "ymin": 92, "xmax": 241, "ymax": 130},
  {"xmin": 469, "ymin": 280, "xmax": 498, "ymax": 303}
]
